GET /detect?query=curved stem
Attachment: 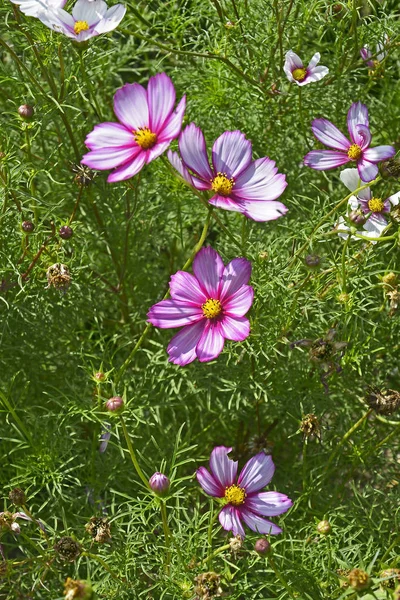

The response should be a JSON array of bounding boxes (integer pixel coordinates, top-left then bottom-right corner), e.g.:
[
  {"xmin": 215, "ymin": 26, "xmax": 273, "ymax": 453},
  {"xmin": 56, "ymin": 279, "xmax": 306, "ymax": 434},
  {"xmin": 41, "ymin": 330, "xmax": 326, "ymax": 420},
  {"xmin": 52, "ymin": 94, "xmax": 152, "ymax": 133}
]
[
  {"xmin": 324, "ymin": 409, "xmax": 373, "ymax": 473},
  {"xmin": 119, "ymin": 415, "xmax": 151, "ymax": 490}
]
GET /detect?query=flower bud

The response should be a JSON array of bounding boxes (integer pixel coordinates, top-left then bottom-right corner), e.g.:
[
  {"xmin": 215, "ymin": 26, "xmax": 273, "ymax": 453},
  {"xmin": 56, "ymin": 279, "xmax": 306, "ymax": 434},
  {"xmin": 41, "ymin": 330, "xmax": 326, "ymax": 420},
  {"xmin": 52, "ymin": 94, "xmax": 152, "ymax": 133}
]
[
  {"xmin": 59, "ymin": 225, "xmax": 73, "ymax": 240},
  {"xmin": 63, "ymin": 577, "xmax": 93, "ymax": 600},
  {"xmin": 8, "ymin": 488, "xmax": 26, "ymax": 507},
  {"xmin": 348, "ymin": 568, "xmax": 370, "ymax": 591},
  {"xmin": 304, "ymin": 254, "xmax": 321, "ymax": 269},
  {"xmin": 94, "ymin": 372, "xmax": 105, "ymax": 382},
  {"xmin": 149, "ymin": 472, "xmax": 170, "ymax": 496},
  {"xmin": 54, "ymin": 536, "xmax": 81, "ymax": 562},
  {"xmin": 383, "ymin": 272, "xmax": 398, "ymax": 289},
  {"xmin": 316, "ymin": 520, "xmax": 331, "ymax": 535},
  {"xmin": 22, "ymin": 220, "xmax": 35, "ymax": 233},
  {"xmin": 348, "ymin": 210, "xmax": 366, "ymax": 226},
  {"xmin": 18, "ymin": 104, "xmax": 34, "ymax": 120},
  {"xmin": 379, "ymin": 569, "xmax": 400, "ymax": 589},
  {"xmin": 254, "ymin": 538, "xmax": 271, "ymax": 555},
  {"xmin": 105, "ymin": 396, "xmax": 124, "ymax": 413}
]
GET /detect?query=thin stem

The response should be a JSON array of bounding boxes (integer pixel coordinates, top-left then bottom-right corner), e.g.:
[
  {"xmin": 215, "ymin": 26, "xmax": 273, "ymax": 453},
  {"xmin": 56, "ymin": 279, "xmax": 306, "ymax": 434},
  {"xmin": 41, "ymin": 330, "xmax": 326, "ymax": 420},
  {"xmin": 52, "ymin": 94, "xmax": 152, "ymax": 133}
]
[
  {"xmin": 119, "ymin": 415, "xmax": 151, "ymax": 490},
  {"xmin": 78, "ymin": 50, "xmax": 103, "ymax": 120},
  {"xmin": 341, "ymin": 233, "xmax": 351, "ymax": 294},
  {"xmin": 68, "ymin": 186, "xmax": 84, "ymax": 225},
  {"xmin": 283, "ymin": 273, "xmax": 311, "ymax": 332},
  {"xmin": 268, "ymin": 555, "xmax": 296, "ymax": 599},
  {"xmin": 207, "ymin": 500, "xmax": 214, "ymax": 569},
  {"xmin": 82, "ymin": 552, "xmax": 126, "ymax": 583},
  {"xmin": 324, "ymin": 409, "xmax": 373, "ymax": 473},
  {"xmin": 160, "ymin": 501, "xmax": 172, "ymax": 571},
  {"xmin": 302, "ymin": 439, "xmax": 308, "ymax": 493}
]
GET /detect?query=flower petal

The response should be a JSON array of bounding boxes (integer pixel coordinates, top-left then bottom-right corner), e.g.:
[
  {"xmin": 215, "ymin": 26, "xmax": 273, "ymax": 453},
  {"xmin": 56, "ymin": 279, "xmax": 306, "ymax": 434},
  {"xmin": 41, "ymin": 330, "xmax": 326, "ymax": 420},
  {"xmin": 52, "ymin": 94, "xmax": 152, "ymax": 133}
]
[
  {"xmin": 234, "ymin": 157, "xmax": 287, "ymax": 201},
  {"xmin": 347, "ymin": 102, "xmax": 369, "ymax": 145},
  {"xmin": 219, "ymin": 315, "xmax": 250, "ymax": 342},
  {"xmin": 209, "ymin": 446, "xmax": 238, "ymax": 488},
  {"xmin": 356, "ymin": 124, "xmax": 371, "ymax": 150},
  {"xmin": 245, "ymin": 492, "xmax": 293, "ymax": 516},
  {"xmin": 284, "ymin": 50, "xmax": 303, "ymax": 75},
  {"xmin": 179, "ymin": 123, "xmax": 213, "ymax": 181},
  {"xmin": 363, "ymin": 213, "xmax": 388, "ymax": 238},
  {"xmin": 307, "ymin": 52, "xmax": 321, "ymax": 69},
  {"xmin": 238, "ymin": 199, "xmax": 288, "ymax": 222},
  {"xmin": 167, "ymin": 320, "xmax": 206, "ymax": 366},
  {"xmin": 158, "ymin": 95, "xmax": 186, "ymax": 143},
  {"xmin": 219, "ymin": 505, "xmax": 245, "ymax": 537},
  {"xmin": 147, "ymin": 299, "xmax": 203, "ymax": 328},
  {"xmin": 304, "ymin": 150, "xmax": 350, "ymax": 170},
  {"xmin": 196, "ymin": 321, "xmax": 225, "ymax": 362},
  {"xmin": 113, "ymin": 83, "xmax": 149, "ymax": 131},
  {"xmin": 72, "ymin": 0, "xmax": 107, "ymax": 24},
  {"xmin": 357, "ymin": 159, "xmax": 379, "ymax": 183},
  {"xmin": 145, "ymin": 141, "xmax": 171, "ymax": 164},
  {"xmin": 388, "ymin": 191, "xmax": 400, "ymax": 207},
  {"xmin": 147, "ymin": 73, "xmax": 176, "ymax": 134},
  {"xmin": 11, "ymin": 0, "xmax": 66, "ymax": 17},
  {"xmin": 302, "ymin": 65, "xmax": 329, "ymax": 84},
  {"xmin": 362, "ymin": 145, "xmax": 396, "ymax": 163},
  {"xmin": 93, "ymin": 3, "xmax": 126, "ymax": 34},
  {"xmin": 167, "ymin": 150, "xmax": 194, "ymax": 186},
  {"xmin": 196, "ymin": 466, "xmax": 224, "ymax": 497},
  {"xmin": 81, "ymin": 146, "xmax": 138, "ymax": 170},
  {"xmin": 212, "ymin": 131, "xmax": 252, "ymax": 179},
  {"xmin": 220, "ymin": 258, "xmax": 252, "ymax": 301},
  {"xmin": 193, "ymin": 247, "xmax": 224, "ymax": 298},
  {"xmin": 311, "ymin": 119, "xmax": 350, "ymax": 151},
  {"xmin": 237, "ymin": 452, "xmax": 275, "ymax": 493},
  {"xmin": 239, "ymin": 508, "xmax": 282, "ymax": 535},
  {"xmin": 223, "ymin": 285, "xmax": 254, "ymax": 318},
  {"xmin": 360, "ymin": 47, "xmax": 372, "ymax": 63},
  {"xmin": 106, "ymin": 151, "xmax": 146, "ymax": 182},
  {"xmin": 169, "ymin": 271, "xmax": 207, "ymax": 305},
  {"xmin": 209, "ymin": 194, "xmax": 242, "ymax": 212},
  {"xmin": 84, "ymin": 122, "xmax": 135, "ymax": 150},
  {"xmin": 339, "ymin": 167, "xmax": 361, "ymax": 192}
]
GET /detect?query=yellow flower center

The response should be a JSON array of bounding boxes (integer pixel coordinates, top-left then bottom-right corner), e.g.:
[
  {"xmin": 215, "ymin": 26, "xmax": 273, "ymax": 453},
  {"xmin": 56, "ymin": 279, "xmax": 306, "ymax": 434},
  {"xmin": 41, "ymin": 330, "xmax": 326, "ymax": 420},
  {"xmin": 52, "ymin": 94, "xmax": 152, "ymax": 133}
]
[
  {"xmin": 347, "ymin": 144, "xmax": 363, "ymax": 160},
  {"xmin": 292, "ymin": 67, "xmax": 307, "ymax": 81},
  {"xmin": 368, "ymin": 197, "xmax": 384, "ymax": 213},
  {"xmin": 74, "ymin": 20, "xmax": 89, "ymax": 35},
  {"xmin": 211, "ymin": 172, "xmax": 234, "ymax": 197},
  {"xmin": 225, "ymin": 485, "xmax": 246, "ymax": 506},
  {"xmin": 133, "ymin": 127, "xmax": 157, "ymax": 150},
  {"xmin": 202, "ymin": 298, "xmax": 222, "ymax": 319}
]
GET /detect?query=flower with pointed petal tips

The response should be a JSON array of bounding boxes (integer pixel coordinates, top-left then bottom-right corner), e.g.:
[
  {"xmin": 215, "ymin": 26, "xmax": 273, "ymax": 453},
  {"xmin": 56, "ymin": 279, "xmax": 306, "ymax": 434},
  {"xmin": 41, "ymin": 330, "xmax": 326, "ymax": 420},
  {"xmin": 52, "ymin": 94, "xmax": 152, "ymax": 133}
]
[
  {"xmin": 360, "ymin": 35, "xmax": 389, "ymax": 68},
  {"xmin": 34, "ymin": 0, "xmax": 126, "ymax": 41},
  {"xmin": 81, "ymin": 73, "xmax": 186, "ymax": 182},
  {"xmin": 147, "ymin": 247, "xmax": 253, "ymax": 366},
  {"xmin": 167, "ymin": 124, "xmax": 287, "ymax": 222},
  {"xmin": 283, "ymin": 50, "xmax": 329, "ymax": 86},
  {"xmin": 196, "ymin": 446, "xmax": 292, "ymax": 537},
  {"xmin": 9, "ymin": 0, "xmax": 66, "ymax": 17},
  {"xmin": 304, "ymin": 102, "xmax": 396, "ymax": 182}
]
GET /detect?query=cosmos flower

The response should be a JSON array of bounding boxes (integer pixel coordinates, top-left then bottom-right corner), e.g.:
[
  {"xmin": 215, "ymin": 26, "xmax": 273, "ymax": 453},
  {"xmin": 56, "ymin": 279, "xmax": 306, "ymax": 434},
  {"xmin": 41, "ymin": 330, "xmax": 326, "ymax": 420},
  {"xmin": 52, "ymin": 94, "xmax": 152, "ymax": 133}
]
[
  {"xmin": 304, "ymin": 102, "xmax": 396, "ymax": 182},
  {"xmin": 167, "ymin": 124, "xmax": 287, "ymax": 222},
  {"xmin": 336, "ymin": 168, "xmax": 399, "ymax": 241},
  {"xmin": 9, "ymin": 0, "xmax": 66, "ymax": 18},
  {"xmin": 82, "ymin": 72, "xmax": 186, "ymax": 182},
  {"xmin": 35, "ymin": 0, "xmax": 126, "ymax": 42},
  {"xmin": 147, "ymin": 247, "xmax": 253, "ymax": 366},
  {"xmin": 283, "ymin": 50, "xmax": 329, "ymax": 86},
  {"xmin": 196, "ymin": 446, "xmax": 292, "ymax": 537},
  {"xmin": 0, "ymin": 511, "xmax": 35, "ymax": 534},
  {"xmin": 360, "ymin": 35, "xmax": 389, "ymax": 68}
]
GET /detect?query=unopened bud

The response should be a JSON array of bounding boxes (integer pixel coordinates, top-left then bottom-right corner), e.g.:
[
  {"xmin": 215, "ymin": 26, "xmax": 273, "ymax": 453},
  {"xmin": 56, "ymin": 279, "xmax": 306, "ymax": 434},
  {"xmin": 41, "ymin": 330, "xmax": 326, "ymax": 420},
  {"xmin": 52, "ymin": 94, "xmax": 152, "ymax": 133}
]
[
  {"xmin": 348, "ymin": 210, "xmax": 366, "ymax": 226},
  {"xmin": 382, "ymin": 272, "xmax": 398, "ymax": 288},
  {"xmin": 8, "ymin": 488, "xmax": 26, "ymax": 506},
  {"xmin": 54, "ymin": 537, "xmax": 81, "ymax": 562},
  {"xmin": 149, "ymin": 472, "xmax": 170, "ymax": 496},
  {"xmin": 316, "ymin": 520, "xmax": 331, "ymax": 535},
  {"xmin": 94, "ymin": 372, "xmax": 105, "ymax": 382},
  {"xmin": 304, "ymin": 254, "xmax": 321, "ymax": 269},
  {"xmin": 59, "ymin": 225, "xmax": 73, "ymax": 240},
  {"xmin": 254, "ymin": 538, "xmax": 271, "ymax": 555},
  {"xmin": 105, "ymin": 396, "xmax": 124, "ymax": 413},
  {"xmin": 18, "ymin": 104, "xmax": 34, "ymax": 120},
  {"xmin": 348, "ymin": 568, "xmax": 370, "ymax": 591},
  {"xmin": 22, "ymin": 220, "xmax": 35, "ymax": 233}
]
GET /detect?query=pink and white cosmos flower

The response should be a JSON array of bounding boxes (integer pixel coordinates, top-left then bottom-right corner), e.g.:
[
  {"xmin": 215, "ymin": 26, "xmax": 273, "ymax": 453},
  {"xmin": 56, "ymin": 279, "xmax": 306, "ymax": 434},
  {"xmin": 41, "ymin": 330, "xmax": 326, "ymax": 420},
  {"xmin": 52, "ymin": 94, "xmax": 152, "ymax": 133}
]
[
  {"xmin": 81, "ymin": 73, "xmax": 186, "ymax": 182},
  {"xmin": 9, "ymin": 0, "xmax": 66, "ymax": 18},
  {"xmin": 167, "ymin": 124, "xmax": 287, "ymax": 222},
  {"xmin": 360, "ymin": 35, "xmax": 389, "ymax": 68},
  {"xmin": 304, "ymin": 102, "xmax": 396, "ymax": 182},
  {"xmin": 197, "ymin": 446, "xmax": 292, "ymax": 537},
  {"xmin": 147, "ymin": 247, "xmax": 253, "ymax": 366},
  {"xmin": 283, "ymin": 50, "xmax": 329, "ymax": 86}
]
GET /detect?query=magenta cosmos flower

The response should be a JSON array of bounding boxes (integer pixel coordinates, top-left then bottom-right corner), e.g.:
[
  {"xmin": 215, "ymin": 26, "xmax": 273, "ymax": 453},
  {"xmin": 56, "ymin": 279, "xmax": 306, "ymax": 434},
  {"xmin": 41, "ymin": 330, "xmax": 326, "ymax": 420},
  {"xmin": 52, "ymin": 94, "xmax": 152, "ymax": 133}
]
[
  {"xmin": 197, "ymin": 447, "xmax": 292, "ymax": 537},
  {"xmin": 167, "ymin": 124, "xmax": 287, "ymax": 222},
  {"xmin": 283, "ymin": 50, "xmax": 329, "ymax": 86},
  {"xmin": 304, "ymin": 102, "xmax": 395, "ymax": 182},
  {"xmin": 81, "ymin": 73, "xmax": 186, "ymax": 182},
  {"xmin": 147, "ymin": 247, "xmax": 253, "ymax": 366}
]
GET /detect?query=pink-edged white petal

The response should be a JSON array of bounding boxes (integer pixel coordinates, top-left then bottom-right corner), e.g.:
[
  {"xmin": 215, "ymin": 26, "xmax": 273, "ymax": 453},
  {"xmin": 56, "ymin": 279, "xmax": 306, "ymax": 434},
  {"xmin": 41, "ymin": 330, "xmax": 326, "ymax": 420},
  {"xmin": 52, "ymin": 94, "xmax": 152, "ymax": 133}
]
[
  {"xmin": 245, "ymin": 492, "xmax": 293, "ymax": 516},
  {"xmin": 179, "ymin": 123, "xmax": 213, "ymax": 181},
  {"xmin": 158, "ymin": 95, "xmax": 186, "ymax": 143},
  {"xmin": 223, "ymin": 285, "xmax": 254, "ymax": 318},
  {"xmin": 113, "ymin": 83, "xmax": 149, "ymax": 131},
  {"xmin": 302, "ymin": 65, "xmax": 329, "ymax": 85},
  {"xmin": 72, "ymin": 0, "xmax": 107, "ymax": 23},
  {"xmin": 196, "ymin": 466, "xmax": 224, "ymax": 497},
  {"xmin": 234, "ymin": 157, "xmax": 287, "ymax": 201},
  {"xmin": 167, "ymin": 320, "xmax": 206, "ymax": 366},
  {"xmin": 169, "ymin": 271, "xmax": 207, "ymax": 305},
  {"xmin": 357, "ymin": 159, "xmax": 379, "ymax": 183},
  {"xmin": 239, "ymin": 200, "xmax": 288, "ymax": 222},
  {"xmin": 93, "ymin": 3, "xmax": 126, "ymax": 34},
  {"xmin": 239, "ymin": 508, "xmax": 282, "ymax": 535},
  {"xmin": 219, "ymin": 505, "xmax": 245, "ymax": 537},
  {"xmin": 147, "ymin": 299, "xmax": 203, "ymax": 328},
  {"xmin": 145, "ymin": 141, "xmax": 171, "ymax": 164},
  {"xmin": 81, "ymin": 146, "xmax": 137, "ymax": 170},
  {"xmin": 38, "ymin": 6, "xmax": 74, "ymax": 35},
  {"xmin": 209, "ymin": 446, "xmax": 238, "ymax": 488},
  {"xmin": 147, "ymin": 73, "xmax": 176, "ymax": 134},
  {"xmin": 311, "ymin": 119, "xmax": 350, "ymax": 151},
  {"xmin": 167, "ymin": 150, "xmax": 194, "ymax": 186},
  {"xmin": 209, "ymin": 194, "xmax": 242, "ymax": 212},
  {"xmin": 363, "ymin": 145, "xmax": 396, "ymax": 163},
  {"xmin": 347, "ymin": 102, "xmax": 369, "ymax": 145},
  {"xmin": 196, "ymin": 321, "xmax": 225, "ymax": 362},
  {"xmin": 107, "ymin": 152, "xmax": 146, "ymax": 182},
  {"xmin": 219, "ymin": 315, "xmax": 250, "ymax": 342},
  {"xmin": 238, "ymin": 452, "xmax": 275, "ymax": 493},
  {"xmin": 193, "ymin": 246, "xmax": 224, "ymax": 298},
  {"xmin": 356, "ymin": 124, "xmax": 371, "ymax": 150},
  {"xmin": 84, "ymin": 122, "xmax": 135, "ymax": 150},
  {"xmin": 220, "ymin": 258, "xmax": 252, "ymax": 301},
  {"xmin": 304, "ymin": 150, "xmax": 350, "ymax": 170},
  {"xmin": 360, "ymin": 47, "xmax": 372, "ymax": 63},
  {"xmin": 283, "ymin": 50, "xmax": 303, "ymax": 82},
  {"xmin": 363, "ymin": 214, "xmax": 388, "ymax": 238},
  {"xmin": 307, "ymin": 52, "xmax": 321, "ymax": 69},
  {"xmin": 212, "ymin": 131, "xmax": 252, "ymax": 179}
]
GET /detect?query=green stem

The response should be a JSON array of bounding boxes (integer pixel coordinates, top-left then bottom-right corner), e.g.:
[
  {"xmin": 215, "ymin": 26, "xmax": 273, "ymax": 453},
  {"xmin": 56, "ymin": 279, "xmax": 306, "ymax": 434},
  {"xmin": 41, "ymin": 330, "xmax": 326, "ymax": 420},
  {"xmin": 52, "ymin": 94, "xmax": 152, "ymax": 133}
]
[
  {"xmin": 324, "ymin": 409, "xmax": 373, "ymax": 473},
  {"xmin": 0, "ymin": 390, "xmax": 33, "ymax": 445},
  {"xmin": 82, "ymin": 552, "xmax": 125, "ymax": 582},
  {"xmin": 160, "ymin": 501, "xmax": 172, "ymax": 571},
  {"xmin": 302, "ymin": 439, "xmax": 308, "ymax": 493},
  {"xmin": 283, "ymin": 273, "xmax": 311, "ymax": 332},
  {"xmin": 207, "ymin": 500, "xmax": 214, "ymax": 569},
  {"xmin": 268, "ymin": 555, "xmax": 296, "ymax": 599},
  {"xmin": 341, "ymin": 233, "xmax": 351, "ymax": 294},
  {"xmin": 119, "ymin": 415, "xmax": 151, "ymax": 490},
  {"xmin": 200, "ymin": 543, "xmax": 231, "ymax": 566},
  {"xmin": 78, "ymin": 50, "xmax": 103, "ymax": 120}
]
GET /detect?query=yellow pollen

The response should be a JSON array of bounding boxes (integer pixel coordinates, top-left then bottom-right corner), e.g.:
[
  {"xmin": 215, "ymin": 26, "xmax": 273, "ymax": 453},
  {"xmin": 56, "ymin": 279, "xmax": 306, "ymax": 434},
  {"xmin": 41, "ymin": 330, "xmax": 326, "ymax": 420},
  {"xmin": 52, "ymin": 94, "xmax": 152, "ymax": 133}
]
[
  {"xmin": 211, "ymin": 172, "xmax": 234, "ymax": 197},
  {"xmin": 225, "ymin": 484, "xmax": 246, "ymax": 506},
  {"xmin": 202, "ymin": 298, "xmax": 222, "ymax": 319},
  {"xmin": 368, "ymin": 197, "xmax": 385, "ymax": 213},
  {"xmin": 133, "ymin": 127, "xmax": 157, "ymax": 150},
  {"xmin": 292, "ymin": 67, "xmax": 307, "ymax": 82},
  {"xmin": 347, "ymin": 144, "xmax": 363, "ymax": 161},
  {"xmin": 73, "ymin": 20, "xmax": 89, "ymax": 34}
]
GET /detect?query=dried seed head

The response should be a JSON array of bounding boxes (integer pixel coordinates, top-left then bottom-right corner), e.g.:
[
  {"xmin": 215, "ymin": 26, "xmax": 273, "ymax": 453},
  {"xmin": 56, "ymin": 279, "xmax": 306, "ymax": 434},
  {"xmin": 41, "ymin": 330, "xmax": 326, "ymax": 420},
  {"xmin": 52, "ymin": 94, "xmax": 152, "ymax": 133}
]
[
  {"xmin": 382, "ymin": 272, "xmax": 398, "ymax": 289},
  {"xmin": 59, "ymin": 226, "xmax": 73, "ymax": 240},
  {"xmin": 254, "ymin": 538, "xmax": 271, "ymax": 555},
  {"xmin": 0, "ymin": 511, "xmax": 16, "ymax": 532},
  {"xmin": 8, "ymin": 488, "xmax": 26, "ymax": 506},
  {"xmin": 387, "ymin": 289, "xmax": 400, "ymax": 315},
  {"xmin": 85, "ymin": 516, "xmax": 111, "ymax": 544},
  {"xmin": 54, "ymin": 537, "xmax": 81, "ymax": 562},
  {"xmin": 316, "ymin": 520, "xmax": 331, "ymax": 535},
  {"xmin": 71, "ymin": 163, "xmax": 96, "ymax": 186},
  {"xmin": 229, "ymin": 535, "xmax": 243, "ymax": 554},
  {"xmin": 63, "ymin": 578, "xmax": 93, "ymax": 600},
  {"xmin": 380, "ymin": 158, "xmax": 400, "ymax": 180},
  {"xmin": 21, "ymin": 220, "xmax": 35, "ymax": 233},
  {"xmin": 304, "ymin": 254, "xmax": 321, "ymax": 269},
  {"xmin": 18, "ymin": 104, "xmax": 34, "ymax": 120},
  {"xmin": 149, "ymin": 472, "xmax": 170, "ymax": 497},
  {"xmin": 105, "ymin": 396, "xmax": 124, "ymax": 413},
  {"xmin": 194, "ymin": 572, "xmax": 222, "ymax": 599},
  {"xmin": 348, "ymin": 568, "xmax": 370, "ymax": 591},
  {"xmin": 366, "ymin": 387, "xmax": 400, "ymax": 415},
  {"xmin": 379, "ymin": 569, "xmax": 400, "ymax": 589},
  {"xmin": 46, "ymin": 263, "xmax": 71, "ymax": 293},
  {"xmin": 300, "ymin": 414, "xmax": 321, "ymax": 440},
  {"xmin": 337, "ymin": 568, "xmax": 350, "ymax": 588}
]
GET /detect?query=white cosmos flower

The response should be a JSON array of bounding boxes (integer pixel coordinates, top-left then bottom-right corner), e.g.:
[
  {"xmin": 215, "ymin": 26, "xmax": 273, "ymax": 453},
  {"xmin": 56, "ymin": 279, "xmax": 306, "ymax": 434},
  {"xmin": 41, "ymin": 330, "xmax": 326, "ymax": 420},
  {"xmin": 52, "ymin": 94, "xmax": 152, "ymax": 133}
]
[{"xmin": 9, "ymin": 0, "xmax": 66, "ymax": 17}]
